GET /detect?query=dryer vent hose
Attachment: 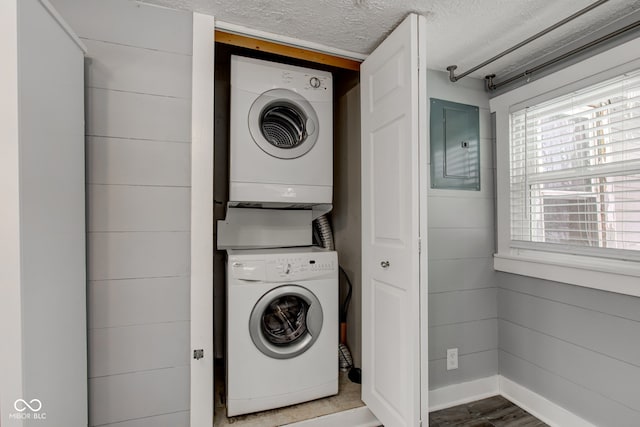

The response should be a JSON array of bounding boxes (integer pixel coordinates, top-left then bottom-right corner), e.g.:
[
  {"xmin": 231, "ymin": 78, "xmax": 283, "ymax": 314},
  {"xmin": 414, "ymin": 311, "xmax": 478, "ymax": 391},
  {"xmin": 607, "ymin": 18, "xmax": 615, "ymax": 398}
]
[
  {"xmin": 313, "ymin": 214, "xmax": 360, "ymax": 382},
  {"xmin": 313, "ymin": 214, "xmax": 334, "ymax": 251},
  {"xmin": 339, "ymin": 343, "xmax": 353, "ymax": 372}
]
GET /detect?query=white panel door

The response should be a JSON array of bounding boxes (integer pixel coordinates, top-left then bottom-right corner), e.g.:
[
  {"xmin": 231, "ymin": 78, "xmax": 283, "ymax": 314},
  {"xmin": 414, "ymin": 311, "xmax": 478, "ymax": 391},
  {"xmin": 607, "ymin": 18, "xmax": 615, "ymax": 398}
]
[{"xmin": 361, "ymin": 13, "xmax": 426, "ymax": 427}]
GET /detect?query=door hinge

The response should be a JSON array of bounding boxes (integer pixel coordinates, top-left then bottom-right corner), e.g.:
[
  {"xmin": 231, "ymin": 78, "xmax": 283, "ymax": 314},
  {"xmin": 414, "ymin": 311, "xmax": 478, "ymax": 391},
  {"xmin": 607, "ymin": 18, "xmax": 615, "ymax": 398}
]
[
  {"xmin": 193, "ymin": 349, "xmax": 204, "ymax": 360},
  {"xmin": 418, "ymin": 237, "xmax": 422, "ymax": 254}
]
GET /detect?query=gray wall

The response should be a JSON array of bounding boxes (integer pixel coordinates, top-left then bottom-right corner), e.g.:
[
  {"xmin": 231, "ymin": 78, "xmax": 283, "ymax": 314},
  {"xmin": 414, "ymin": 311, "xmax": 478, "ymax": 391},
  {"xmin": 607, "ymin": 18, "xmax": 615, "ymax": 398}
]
[
  {"xmin": 213, "ymin": 49, "xmax": 231, "ymax": 360},
  {"xmin": 51, "ymin": 1, "xmax": 193, "ymax": 426},
  {"xmin": 16, "ymin": 1, "xmax": 88, "ymax": 424},
  {"xmin": 428, "ymin": 67, "xmax": 640, "ymax": 427},
  {"xmin": 333, "ymin": 85, "xmax": 362, "ymax": 368},
  {"xmin": 426, "ymin": 70, "xmax": 498, "ymax": 390},
  {"xmin": 497, "ymin": 273, "xmax": 640, "ymax": 426}
]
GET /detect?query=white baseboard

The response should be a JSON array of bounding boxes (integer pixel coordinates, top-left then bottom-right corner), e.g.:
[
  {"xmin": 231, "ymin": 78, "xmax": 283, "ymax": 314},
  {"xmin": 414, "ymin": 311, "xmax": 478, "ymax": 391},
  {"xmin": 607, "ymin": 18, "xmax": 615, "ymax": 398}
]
[
  {"xmin": 429, "ymin": 376, "xmax": 500, "ymax": 412},
  {"xmin": 285, "ymin": 375, "xmax": 595, "ymax": 427},
  {"xmin": 499, "ymin": 376, "xmax": 596, "ymax": 427},
  {"xmin": 429, "ymin": 375, "xmax": 596, "ymax": 427},
  {"xmin": 282, "ymin": 406, "xmax": 380, "ymax": 427}
]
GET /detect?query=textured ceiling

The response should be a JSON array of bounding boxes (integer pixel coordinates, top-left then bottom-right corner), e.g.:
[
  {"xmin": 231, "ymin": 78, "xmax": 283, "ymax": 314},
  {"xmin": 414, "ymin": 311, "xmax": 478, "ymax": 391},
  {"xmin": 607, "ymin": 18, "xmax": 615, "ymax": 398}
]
[{"xmin": 143, "ymin": 0, "xmax": 640, "ymax": 78}]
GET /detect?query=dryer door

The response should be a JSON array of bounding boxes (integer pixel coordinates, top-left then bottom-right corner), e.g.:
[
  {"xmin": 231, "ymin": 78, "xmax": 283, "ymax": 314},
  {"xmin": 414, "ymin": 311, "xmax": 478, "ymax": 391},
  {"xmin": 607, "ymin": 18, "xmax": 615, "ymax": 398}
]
[
  {"xmin": 248, "ymin": 89, "xmax": 320, "ymax": 159},
  {"xmin": 249, "ymin": 285, "xmax": 323, "ymax": 359}
]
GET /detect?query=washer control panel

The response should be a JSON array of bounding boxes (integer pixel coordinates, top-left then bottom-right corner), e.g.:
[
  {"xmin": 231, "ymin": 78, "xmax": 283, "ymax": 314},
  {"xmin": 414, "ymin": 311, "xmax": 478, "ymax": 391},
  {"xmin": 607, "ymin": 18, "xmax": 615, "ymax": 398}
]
[
  {"xmin": 267, "ymin": 254, "xmax": 336, "ymax": 280},
  {"xmin": 228, "ymin": 249, "xmax": 337, "ymax": 283},
  {"xmin": 229, "ymin": 260, "xmax": 266, "ymax": 281}
]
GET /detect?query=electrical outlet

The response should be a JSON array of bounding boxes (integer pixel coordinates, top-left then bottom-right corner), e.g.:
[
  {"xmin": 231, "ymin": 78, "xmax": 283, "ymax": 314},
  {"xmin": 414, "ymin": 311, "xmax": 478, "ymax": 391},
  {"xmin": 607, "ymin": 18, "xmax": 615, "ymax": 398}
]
[{"xmin": 447, "ymin": 348, "xmax": 458, "ymax": 370}]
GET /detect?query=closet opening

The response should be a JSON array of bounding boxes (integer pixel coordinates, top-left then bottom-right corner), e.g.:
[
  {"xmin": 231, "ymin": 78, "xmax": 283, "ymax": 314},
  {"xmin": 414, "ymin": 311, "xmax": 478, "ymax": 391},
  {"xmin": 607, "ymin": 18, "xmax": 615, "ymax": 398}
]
[{"xmin": 212, "ymin": 39, "xmax": 363, "ymax": 426}]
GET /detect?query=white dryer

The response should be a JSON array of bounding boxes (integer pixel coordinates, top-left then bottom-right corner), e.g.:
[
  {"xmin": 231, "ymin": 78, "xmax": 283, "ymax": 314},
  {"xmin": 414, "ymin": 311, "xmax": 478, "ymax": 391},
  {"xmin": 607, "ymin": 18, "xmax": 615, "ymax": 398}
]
[
  {"xmin": 229, "ymin": 56, "xmax": 333, "ymax": 205},
  {"xmin": 226, "ymin": 246, "xmax": 338, "ymax": 416}
]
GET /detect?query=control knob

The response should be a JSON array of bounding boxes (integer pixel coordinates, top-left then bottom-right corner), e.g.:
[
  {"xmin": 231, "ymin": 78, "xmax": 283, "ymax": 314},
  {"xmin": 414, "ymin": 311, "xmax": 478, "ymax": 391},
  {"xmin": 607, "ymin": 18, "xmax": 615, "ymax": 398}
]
[{"xmin": 309, "ymin": 76, "xmax": 321, "ymax": 88}]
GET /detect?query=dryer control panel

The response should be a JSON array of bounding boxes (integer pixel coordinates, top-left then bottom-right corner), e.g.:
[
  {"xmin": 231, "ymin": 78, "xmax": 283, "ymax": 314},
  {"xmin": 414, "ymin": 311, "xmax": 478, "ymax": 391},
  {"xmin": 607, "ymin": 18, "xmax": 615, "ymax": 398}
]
[
  {"xmin": 303, "ymin": 74, "xmax": 330, "ymax": 91},
  {"xmin": 280, "ymin": 70, "xmax": 330, "ymax": 92},
  {"xmin": 232, "ymin": 55, "xmax": 332, "ymax": 104}
]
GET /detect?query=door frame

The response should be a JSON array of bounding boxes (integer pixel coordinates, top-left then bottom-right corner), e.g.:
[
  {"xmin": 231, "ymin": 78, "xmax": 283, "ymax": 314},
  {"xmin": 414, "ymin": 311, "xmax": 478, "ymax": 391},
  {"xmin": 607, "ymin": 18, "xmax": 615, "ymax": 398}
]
[
  {"xmin": 190, "ymin": 11, "xmax": 216, "ymax": 426},
  {"xmin": 418, "ymin": 16, "xmax": 430, "ymax": 426},
  {"xmin": 190, "ymin": 13, "xmax": 429, "ymax": 426}
]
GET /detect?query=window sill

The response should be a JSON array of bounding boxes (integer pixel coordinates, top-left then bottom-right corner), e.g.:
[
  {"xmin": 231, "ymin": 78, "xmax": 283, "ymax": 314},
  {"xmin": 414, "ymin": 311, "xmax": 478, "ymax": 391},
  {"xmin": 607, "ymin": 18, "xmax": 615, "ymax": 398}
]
[{"xmin": 494, "ymin": 250, "xmax": 640, "ymax": 298}]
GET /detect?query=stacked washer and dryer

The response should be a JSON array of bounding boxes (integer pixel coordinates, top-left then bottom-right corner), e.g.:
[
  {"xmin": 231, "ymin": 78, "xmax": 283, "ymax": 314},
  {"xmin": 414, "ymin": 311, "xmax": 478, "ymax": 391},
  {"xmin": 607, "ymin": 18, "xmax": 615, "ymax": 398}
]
[{"xmin": 220, "ymin": 56, "xmax": 338, "ymax": 417}]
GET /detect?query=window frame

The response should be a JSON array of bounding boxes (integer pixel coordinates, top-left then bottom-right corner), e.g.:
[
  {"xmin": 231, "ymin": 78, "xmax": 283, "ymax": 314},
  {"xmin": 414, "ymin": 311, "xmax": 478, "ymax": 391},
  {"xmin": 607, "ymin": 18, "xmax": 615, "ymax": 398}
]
[{"xmin": 490, "ymin": 37, "xmax": 640, "ymax": 297}]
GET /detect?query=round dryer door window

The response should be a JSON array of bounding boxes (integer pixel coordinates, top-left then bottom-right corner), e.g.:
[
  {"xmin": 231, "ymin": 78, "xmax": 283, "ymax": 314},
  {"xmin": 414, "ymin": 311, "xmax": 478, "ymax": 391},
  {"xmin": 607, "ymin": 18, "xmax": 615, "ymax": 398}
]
[
  {"xmin": 248, "ymin": 89, "xmax": 320, "ymax": 159},
  {"xmin": 249, "ymin": 285, "xmax": 323, "ymax": 359}
]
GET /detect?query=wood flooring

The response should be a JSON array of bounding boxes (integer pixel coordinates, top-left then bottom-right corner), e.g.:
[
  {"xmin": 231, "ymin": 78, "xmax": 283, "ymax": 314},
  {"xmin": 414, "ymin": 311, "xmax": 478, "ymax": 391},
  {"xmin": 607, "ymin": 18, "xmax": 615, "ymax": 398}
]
[
  {"xmin": 213, "ymin": 369, "xmax": 364, "ymax": 427},
  {"xmin": 429, "ymin": 396, "xmax": 548, "ymax": 427},
  {"xmin": 215, "ymin": 361, "xmax": 545, "ymax": 427}
]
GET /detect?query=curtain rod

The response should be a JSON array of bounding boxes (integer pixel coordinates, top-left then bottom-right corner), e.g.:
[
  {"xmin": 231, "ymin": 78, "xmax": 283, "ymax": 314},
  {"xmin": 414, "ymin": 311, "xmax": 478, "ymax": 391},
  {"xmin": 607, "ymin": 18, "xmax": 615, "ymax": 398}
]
[
  {"xmin": 485, "ymin": 19, "xmax": 640, "ymax": 91},
  {"xmin": 446, "ymin": 0, "xmax": 609, "ymax": 83}
]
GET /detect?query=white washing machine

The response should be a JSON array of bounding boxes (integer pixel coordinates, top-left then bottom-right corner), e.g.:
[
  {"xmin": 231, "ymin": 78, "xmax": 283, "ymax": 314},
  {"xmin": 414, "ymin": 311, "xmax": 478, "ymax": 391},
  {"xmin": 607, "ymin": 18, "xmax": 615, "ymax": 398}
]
[
  {"xmin": 229, "ymin": 55, "xmax": 333, "ymax": 205},
  {"xmin": 226, "ymin": 246, "xmax": 338, "ymax": 416}
]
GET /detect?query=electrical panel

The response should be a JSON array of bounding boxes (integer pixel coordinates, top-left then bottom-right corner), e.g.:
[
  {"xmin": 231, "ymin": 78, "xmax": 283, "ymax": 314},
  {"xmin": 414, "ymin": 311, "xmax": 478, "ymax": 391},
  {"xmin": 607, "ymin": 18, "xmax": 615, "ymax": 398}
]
[{"xmin": 430, "ymin": 98, "xmax": 480, "ymax": 191}]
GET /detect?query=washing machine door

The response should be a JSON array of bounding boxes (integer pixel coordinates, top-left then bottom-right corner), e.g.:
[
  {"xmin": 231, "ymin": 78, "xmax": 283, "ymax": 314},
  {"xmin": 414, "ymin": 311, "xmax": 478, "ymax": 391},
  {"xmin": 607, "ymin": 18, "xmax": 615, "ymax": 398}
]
[
  {"xmin": 248, "ymin": 89, "xmax": 320, "ymax": 159},
  {"xmin": 249, "ymin": 284, "xmax": 323, "ymax": 359}
]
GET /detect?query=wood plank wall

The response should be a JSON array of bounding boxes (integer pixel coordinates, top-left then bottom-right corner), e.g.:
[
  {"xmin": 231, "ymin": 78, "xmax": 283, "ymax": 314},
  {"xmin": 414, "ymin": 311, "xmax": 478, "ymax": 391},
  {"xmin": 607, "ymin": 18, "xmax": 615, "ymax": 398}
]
[
  {"xmin": 426, "ymin": 70, "xmax": 499, "ymax": 389},
  {"xmin": 50, "ymin": 1, "xmax": 193, "ymax": 426},
  {"xmin": 497, "ymin": 274, "xmax": 640, "ymax": 425}
]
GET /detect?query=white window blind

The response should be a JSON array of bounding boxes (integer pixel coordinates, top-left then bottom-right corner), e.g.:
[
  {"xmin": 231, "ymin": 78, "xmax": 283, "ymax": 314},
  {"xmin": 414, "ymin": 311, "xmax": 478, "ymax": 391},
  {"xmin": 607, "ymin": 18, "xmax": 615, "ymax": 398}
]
[{"xmin": 510, "ymin": 70, "xmax": 640, "ymax": 259}]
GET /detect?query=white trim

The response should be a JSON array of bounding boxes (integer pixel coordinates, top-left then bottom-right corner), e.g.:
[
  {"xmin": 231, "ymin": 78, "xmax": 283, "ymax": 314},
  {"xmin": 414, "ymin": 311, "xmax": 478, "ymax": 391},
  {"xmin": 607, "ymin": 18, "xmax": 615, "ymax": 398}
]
[
  {"xmin": 494, "ymin": 253, "xmax": 640, "ymax": 298},
  {"xmin": 428, "ymin": 376, "xmax": 499, "ymax": 412},
  {"xmin": 38, "ymin": 0, "xmax": 87, "ymax": 53},
  {"xmin": 490, "ymin": 38, "xmax": 640, "ymax": 112},
  {"xmin": 428, "ymin": 375, "xmax": 596, "ymax": 427},
  {"xmin": 215, "ymin": 20, "xmax": 367, "ymax": 62},
  {"xmin": 499, "ymin": 376, "xmax": 597, "ymax": 427},
  {"xmin": 494, "ymin": 108, "xmax": 511, "ymax": 256},
  {"xmin": 490, "ymin": 36, "xmax": 640, "ymax": 297},
  {"xmin": 0, "ymin": 1, "xmax": 24, "ymax": 424},
  {"xmin": 190, "ymin": 11, "xmax": 215, "ymax": 427},
  {"xmin": 281, "ymin": 406, "xmax": 380, "ymax": 427},
  {"xmin": 417, "ymin": 13, "xmax": 430, "ymax": 424}
]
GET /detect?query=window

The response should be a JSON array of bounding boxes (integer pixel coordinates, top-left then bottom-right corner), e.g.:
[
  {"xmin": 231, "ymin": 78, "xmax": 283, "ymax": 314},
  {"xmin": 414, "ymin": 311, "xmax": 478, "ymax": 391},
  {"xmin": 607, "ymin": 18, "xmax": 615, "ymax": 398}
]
[
  {"xmin": 490, "ymin": 40, "xmax": 640, "ymax": 297},
  {"xmin": 509, "ymin": 70, "xmax": 640, "ymax": 260}
]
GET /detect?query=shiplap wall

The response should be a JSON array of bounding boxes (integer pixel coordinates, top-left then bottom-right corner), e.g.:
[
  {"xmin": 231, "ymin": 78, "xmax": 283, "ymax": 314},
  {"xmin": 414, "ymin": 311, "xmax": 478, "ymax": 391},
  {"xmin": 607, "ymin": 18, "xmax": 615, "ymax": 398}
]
[
  {"xmin": 426, "ymin": 70, "xmax": 498, "ymax": 389},
  {"xmin": 50, "ymin": 1, "xmax": 192, "ymax": 425},
  {"xmin": 497, "ymin": 274, "xmax": 640, "ymax": 426}
]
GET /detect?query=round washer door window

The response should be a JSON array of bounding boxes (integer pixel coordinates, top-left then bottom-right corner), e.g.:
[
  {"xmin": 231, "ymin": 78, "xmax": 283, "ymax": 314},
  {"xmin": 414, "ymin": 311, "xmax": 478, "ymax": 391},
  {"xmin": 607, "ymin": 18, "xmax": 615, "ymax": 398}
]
[
  {"xmin": 249, "ymin": 285, "xmax": 323, "ymax": 359},
  {"xmin": 248, "ymin": 89, "xmax": 319, "ymax": 159}
]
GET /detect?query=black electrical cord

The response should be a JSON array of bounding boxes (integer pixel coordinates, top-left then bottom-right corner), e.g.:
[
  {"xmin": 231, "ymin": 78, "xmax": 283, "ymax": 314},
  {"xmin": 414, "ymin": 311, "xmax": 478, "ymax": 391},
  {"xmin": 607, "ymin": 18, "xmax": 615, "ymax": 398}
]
[
  {"xmin": 337, "ymin": 270, "xmax": 361, "ymax": 385},
  {"xmin": 339, "ymin": 266, "xmax": 353, "ymax": 323}
]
